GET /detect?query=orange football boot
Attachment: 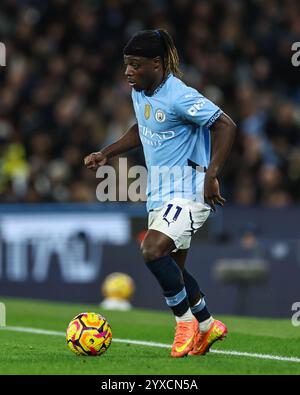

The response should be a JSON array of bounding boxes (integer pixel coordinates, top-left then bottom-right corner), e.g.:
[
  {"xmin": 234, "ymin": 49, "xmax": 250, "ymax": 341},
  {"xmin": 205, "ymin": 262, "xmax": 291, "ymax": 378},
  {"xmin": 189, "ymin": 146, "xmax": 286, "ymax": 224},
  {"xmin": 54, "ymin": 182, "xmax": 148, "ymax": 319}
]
[
  {"xmin": 171, "ymin": 321, "xmax": 195, "ymax": 358},
  {"xmin": 188, "ymin": 319, "xmax": 227, "ymax": 356}
]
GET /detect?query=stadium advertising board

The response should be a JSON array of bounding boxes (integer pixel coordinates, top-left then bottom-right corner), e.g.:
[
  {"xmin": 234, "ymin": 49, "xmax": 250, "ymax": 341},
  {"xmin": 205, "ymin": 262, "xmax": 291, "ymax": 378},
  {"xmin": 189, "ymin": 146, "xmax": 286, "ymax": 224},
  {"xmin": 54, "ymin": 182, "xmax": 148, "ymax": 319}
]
[{"xmin": 0, "ymin": 213, "xmax": 130, "ymax": 302}]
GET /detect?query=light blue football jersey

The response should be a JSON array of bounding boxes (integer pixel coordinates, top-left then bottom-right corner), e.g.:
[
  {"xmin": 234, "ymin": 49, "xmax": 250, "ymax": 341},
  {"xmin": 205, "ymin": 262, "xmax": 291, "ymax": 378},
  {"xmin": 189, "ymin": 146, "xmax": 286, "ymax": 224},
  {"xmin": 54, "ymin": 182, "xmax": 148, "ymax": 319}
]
[{"xmin": 131, "ymin": 73, "xmax": 222, "ymax": 211}]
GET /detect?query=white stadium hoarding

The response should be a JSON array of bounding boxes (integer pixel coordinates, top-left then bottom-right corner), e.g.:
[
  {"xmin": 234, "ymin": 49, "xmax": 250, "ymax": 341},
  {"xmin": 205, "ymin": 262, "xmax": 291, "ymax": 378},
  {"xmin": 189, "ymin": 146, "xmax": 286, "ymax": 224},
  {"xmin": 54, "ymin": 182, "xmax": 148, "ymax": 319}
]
[
  {"xmin": 0, "ymin": 213, "xmax": 130, "ymax": 284},
  {"xmin": 0, "ymin": 213, "xmax": 129, "ymax": 243}
]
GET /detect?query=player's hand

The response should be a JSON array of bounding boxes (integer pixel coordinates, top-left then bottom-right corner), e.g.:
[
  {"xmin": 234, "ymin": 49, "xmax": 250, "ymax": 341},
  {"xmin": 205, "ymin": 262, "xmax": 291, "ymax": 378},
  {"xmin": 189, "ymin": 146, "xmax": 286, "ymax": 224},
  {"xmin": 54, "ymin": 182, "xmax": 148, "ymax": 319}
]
[
  {"xmin": 204, "ymin": 172, "xmax": 226, "ymax": 212},
  {"xmin": 84, "ymin": 151, "xmax": 108, "ymax": 171}
]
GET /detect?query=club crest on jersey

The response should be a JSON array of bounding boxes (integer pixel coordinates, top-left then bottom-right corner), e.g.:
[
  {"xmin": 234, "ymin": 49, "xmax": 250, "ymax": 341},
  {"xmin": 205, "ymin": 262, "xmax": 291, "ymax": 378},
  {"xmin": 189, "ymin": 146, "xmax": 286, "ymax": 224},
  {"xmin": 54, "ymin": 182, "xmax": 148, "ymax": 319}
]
[
  {"xmin": 155, "ymin": 109, "xmax": 166, "ymax": 122},
  {"xmin": 144, "ymin": 104, "xmax": 151, "ymax": 120}
]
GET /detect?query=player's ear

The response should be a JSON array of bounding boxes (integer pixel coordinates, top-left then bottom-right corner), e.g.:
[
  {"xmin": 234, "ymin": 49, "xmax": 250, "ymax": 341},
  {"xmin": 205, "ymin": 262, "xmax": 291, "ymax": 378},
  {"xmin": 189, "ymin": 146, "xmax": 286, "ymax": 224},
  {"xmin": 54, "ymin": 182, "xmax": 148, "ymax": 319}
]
[{"xmin": 152, "ymin": 56, "xmax": 162, "ymax": 70}]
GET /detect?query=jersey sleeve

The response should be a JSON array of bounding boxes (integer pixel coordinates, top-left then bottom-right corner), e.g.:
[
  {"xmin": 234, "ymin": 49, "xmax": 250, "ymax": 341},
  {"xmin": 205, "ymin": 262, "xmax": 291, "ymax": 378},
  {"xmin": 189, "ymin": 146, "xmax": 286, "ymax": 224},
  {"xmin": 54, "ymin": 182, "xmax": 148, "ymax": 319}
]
[{"xmin": 173, "ymin": 87, "xmax": 222, "ymax": 128}]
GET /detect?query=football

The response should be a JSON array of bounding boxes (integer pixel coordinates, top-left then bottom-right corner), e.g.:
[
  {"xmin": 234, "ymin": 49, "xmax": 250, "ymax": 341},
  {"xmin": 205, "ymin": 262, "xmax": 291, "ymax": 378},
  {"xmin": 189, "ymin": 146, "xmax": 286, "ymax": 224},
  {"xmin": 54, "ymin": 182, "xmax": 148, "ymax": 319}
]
[{"xmin": 66, "ymin": 312, "xmax": 112, "ymax": 356}]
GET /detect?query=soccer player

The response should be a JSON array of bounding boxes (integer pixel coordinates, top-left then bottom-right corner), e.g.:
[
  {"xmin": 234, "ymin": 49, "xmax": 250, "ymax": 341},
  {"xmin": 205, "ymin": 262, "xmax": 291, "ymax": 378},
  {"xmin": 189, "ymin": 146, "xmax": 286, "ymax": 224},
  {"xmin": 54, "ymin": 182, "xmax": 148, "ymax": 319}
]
[{"xmin": 84, "ymin": 29, "xmax": 236, "ymax": 358}]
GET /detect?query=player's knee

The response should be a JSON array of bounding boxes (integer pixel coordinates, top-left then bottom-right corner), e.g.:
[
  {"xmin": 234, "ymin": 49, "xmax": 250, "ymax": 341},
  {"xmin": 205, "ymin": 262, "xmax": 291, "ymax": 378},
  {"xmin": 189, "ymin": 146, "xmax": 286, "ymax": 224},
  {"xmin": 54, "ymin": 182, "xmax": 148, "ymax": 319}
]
[{"xmin": 141, "ymin": 242, "xmax": 166, "ymax": 262}]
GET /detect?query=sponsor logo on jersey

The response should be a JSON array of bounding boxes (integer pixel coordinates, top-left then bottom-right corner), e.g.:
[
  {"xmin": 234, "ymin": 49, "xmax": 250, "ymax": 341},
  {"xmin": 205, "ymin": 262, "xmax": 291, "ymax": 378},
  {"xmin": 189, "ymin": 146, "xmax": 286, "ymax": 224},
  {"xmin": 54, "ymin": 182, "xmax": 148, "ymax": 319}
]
[
  {"xmin": 140, "ymin": 126, "xmax": 174, "ymax": 139},
  {"xmin": 187, "ymin": 99, "xmax": 206, "ymax": 116},
  {"xmin": 139, "ymin": 126, "xmax": 175, "ymax": 147}
]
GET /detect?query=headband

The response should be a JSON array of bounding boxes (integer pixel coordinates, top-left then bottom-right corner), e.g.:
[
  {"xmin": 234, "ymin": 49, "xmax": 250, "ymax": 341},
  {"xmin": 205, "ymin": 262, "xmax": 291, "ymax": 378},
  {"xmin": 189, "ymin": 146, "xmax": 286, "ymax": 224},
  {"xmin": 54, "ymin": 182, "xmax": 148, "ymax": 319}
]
[{"xmin": 123, "ymin": 30, "xmax": 165, "ymax": 58}]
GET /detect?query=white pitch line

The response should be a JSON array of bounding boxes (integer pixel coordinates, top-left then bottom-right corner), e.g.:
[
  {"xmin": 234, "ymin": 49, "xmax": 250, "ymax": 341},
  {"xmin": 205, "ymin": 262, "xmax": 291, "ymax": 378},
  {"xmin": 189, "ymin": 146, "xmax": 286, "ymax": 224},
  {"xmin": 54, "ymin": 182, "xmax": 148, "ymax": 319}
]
[{"xmin": 1, "ymin": 325, "xmax": 300, "ymax": 364}]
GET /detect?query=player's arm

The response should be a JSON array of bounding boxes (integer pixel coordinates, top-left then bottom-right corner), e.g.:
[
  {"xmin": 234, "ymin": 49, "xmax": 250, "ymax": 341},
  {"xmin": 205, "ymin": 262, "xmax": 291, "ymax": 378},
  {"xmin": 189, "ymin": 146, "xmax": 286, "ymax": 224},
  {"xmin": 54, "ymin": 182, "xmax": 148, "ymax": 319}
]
[
  {"xmin": 204, "ymin": 113, "xmax": 236, "ymax": 211},
  {"xmin": 84, "ymin": 122, "xmax": 141, "ymax": 171}
]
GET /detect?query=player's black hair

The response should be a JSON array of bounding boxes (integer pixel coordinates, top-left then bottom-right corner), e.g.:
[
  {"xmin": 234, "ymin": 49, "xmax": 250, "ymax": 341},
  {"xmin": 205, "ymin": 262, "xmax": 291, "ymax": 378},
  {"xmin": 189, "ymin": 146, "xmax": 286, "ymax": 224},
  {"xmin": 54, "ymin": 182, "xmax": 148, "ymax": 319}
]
[{"xmin": 123, "ymin": 29, "xmax": 182, "ymax": 78}]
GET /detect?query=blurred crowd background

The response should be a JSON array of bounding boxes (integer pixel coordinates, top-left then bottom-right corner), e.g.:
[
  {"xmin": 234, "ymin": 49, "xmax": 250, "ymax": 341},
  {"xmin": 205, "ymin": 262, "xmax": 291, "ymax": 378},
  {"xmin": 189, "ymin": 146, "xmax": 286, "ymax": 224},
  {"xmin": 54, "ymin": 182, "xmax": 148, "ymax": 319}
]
[{"xmin": 0, "ymin": 0, "xmax": 299, "ymax": 206}]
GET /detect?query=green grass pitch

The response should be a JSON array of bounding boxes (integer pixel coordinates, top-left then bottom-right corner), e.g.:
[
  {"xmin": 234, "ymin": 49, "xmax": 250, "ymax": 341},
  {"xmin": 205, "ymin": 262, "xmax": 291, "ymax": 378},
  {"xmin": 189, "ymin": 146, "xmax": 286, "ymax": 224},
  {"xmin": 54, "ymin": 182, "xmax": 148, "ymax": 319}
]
[{"xmin": 0, "ymin": 297, "xmax": 299, "ymax": 375}]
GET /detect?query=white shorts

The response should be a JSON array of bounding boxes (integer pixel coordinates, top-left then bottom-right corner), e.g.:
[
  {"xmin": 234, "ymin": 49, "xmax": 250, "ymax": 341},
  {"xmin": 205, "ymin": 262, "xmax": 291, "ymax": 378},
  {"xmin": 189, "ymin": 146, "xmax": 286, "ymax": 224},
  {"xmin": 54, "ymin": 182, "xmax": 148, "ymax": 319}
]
[{"xmin": 148, "ymin": 198, "xmax": 211, "ymax": 251}]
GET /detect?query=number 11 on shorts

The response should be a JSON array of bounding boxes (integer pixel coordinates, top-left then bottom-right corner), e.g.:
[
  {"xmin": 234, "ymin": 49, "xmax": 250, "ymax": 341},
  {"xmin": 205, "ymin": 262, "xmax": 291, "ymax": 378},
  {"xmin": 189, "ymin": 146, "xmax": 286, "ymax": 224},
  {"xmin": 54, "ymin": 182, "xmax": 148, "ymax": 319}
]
[{"xmin": 163, "ymin": 204, "xmax": 182, "ymax": 222}]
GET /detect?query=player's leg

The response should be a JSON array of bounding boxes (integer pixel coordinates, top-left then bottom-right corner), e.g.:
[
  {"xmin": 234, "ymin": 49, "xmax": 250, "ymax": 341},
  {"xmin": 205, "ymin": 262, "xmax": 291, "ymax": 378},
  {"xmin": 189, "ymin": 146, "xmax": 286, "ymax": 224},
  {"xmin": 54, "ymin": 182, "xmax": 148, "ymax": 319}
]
[
  {"xmin": 171, "ymin": 249, "xmax": 214, "ymax": 332},
  {"xmin": 170, "ymin": 249, "xmax": 187, "ymax": 271},
  {"xmin": 171, "ymin": 249, "xmax": 204, "ymax": 305},
  {"xmin": 171, "ymin": 248, "xmax": 227, "ymax": 355},
  {"xmin": 141, "ymin": 230, "xmax": 195, "ymax": 357}
]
